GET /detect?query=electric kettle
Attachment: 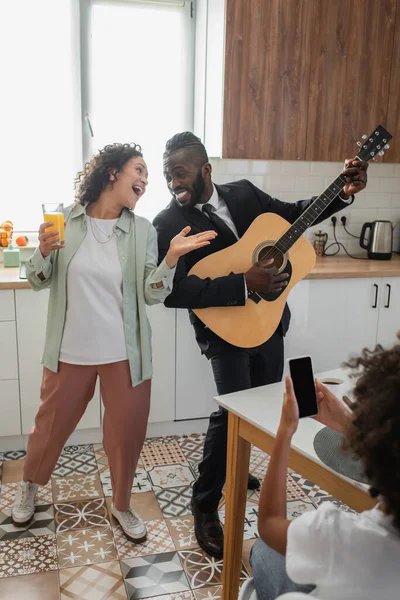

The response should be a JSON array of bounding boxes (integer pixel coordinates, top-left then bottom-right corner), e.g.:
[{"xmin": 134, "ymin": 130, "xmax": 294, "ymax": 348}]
[{"xmin": 360, "ymin": 220, "xmax": 393, "ymax": 260}]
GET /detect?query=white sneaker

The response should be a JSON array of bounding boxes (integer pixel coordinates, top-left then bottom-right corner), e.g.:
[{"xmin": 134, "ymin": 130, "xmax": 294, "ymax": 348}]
[
  {"xmin": 12, "ymin": 481, "xmax": 38, "ymax": 525},
  {"xmin": 112, "ymin": 505, "xmax": 147, "ymax": 543}
]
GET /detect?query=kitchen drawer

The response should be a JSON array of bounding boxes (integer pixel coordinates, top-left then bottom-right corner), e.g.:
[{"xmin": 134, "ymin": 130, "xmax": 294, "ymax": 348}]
[
  {"xmin": 0, "ymin": 380, "xmax": 21, "ymax": 436},
  {"xmin": 0, "ymin": 290, "xmax": 15, "ymax": 321},
  {"xmin": 0, "ymin": 321, "xmax": 18, "ymax": 380}
]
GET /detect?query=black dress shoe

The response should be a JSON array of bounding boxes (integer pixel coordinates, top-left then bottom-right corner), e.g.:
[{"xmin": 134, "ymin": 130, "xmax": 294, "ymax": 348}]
[
  {"xmin": 191, "ymin": 499, "xmax": 224, "ymax": 559},
  {"xmin": 248, "ymin": 473, "xmax": 260, "ymax": 490}
]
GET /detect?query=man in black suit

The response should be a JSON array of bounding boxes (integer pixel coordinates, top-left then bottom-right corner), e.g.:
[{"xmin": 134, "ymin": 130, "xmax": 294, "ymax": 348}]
[{"xmin": 153, "ymin": 132, "xmax": 368, "ymax": 559}]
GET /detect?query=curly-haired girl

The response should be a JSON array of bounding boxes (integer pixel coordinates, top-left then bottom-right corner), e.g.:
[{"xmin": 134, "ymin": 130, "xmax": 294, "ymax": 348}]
[
  {"xmin": 12, "ymin": 143, "xmax": 216, "ymax": 542},
  {"xmin": 252, "ymin": 339, "xmax": 400, "ymax": 599}
]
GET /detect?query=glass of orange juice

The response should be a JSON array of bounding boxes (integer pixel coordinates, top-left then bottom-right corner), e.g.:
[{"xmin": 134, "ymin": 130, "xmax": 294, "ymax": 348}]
[{"xmin": 42, "ymin": 203, "xmax": 64, "ymax": 244}]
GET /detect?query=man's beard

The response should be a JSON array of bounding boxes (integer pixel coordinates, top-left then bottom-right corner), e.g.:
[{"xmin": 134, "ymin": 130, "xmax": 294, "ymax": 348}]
[{"xmin": 187, "ymin": 169, "xmax": 206, "ymax": 207}]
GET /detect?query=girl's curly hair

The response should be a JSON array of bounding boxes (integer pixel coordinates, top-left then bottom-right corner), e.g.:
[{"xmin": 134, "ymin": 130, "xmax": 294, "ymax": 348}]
[
  {"xmin": 344, "ymin": 335, "xmax": 400, "ymax": 532},
  {"xmin": 75, "ymin": 143, "xmax": 143, "ymax": 206}
]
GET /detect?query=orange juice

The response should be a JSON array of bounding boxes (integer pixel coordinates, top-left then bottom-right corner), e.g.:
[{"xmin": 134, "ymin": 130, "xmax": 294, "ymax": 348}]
[{"xmin": 43, "ymin": 212, "xmax": 64, "ymax": 243}]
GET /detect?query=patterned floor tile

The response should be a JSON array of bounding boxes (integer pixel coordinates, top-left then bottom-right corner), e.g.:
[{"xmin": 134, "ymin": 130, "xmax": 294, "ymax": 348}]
[
  {"xmin": 246, "ymin": 489, "xmax": 260, "ymax": 504},
  {"xmin": 0, "ymin": 570, "xmax": 60, "ymax": 599},
  {"xmin": 100, "ymin": 469, "xmax": 152, "ymax": 498},
  {"xmin": 242, "ymin": 539, "xmax": 256, "ymax": 575},
  {"xmin": 289, "ymin": 473, "xmax": 330, "ymax": 498},
  {"xmin": 52, "ymin": 474, "xmax": 103, "ymax": 503},
  {"xmin": 0, "ymin": 504, "xmax": 55, "ymax": 540},
  {"xmin": 94, "ymin": 446, "xmax": 110, "ymax": 473},
  {"xmin": 166, "ymin": 516, "xmax": 197, "ymax": 550},
  {"xmin": 249, "ymin": 449, "xmax": 270, "ymax": 480},
  {"xmin": 193, "ymin": 586, "xmax": 222, "ymax": 599},
  {"xmin": 188, "ymin": 461, "xmax": 199, "ymax": 480},
  {"xmin": 148, "ymin": 465, "xmax": 194, "ymax": 489},
  {"xmin": 219, "ymin": 503, "xmax": 259, "ymax": 540},
  {"xmin": 2, "ymin": 451, "xmax": 26, "ymax": 461},
  {"xmin": 60, "ymin": 560, "xmax": 127, "ymax": 599},
  {"xmin": 121, "ymin": 551, "xmax": 190, "ymax": 599},
  {"xmin": 140, "ymin": 442, "xmax": 187, "ymax": 470},
  {"xmin": 114, "ymin": 519, "xmax": 175, "ymax": 559},
  {"xmin": 312, "ymin": 495, "xmax": 356, "ymax": 513},
  {"xmin": 0, "ymin": 534, "xmax": 58, "ymax": 578},
  {"xmin": 0, "ymin": 482, "xmax": 52, "ymax": 510},
  {"xmin": 287, "ymin": 499, "xmax": 317, "ymax": 520},
  {"xmin": 179, "ymin": 547, "xmax": 248, "ymax": 589},
  {"xmin": 145, "ymin": 594, "xmax": 193, "ymax": 600},
  {"xmin": 144, "ymin": 436, "xmax": 179, "ymax": 446},
  {"xmin": 63, "ymin": 444, "xmax": 94, "ymax": 455},
  {"xmin": 177, "ymin": 435, "xmax": 205, "ymax": 463},
  {"xmin": 154, "ymin": 485, "xmax": 193, "ymax": 518},
  {"xmin": 57, "ymin": 526, "xmax": 117, "ymax": 568},
  {"xmin": 54, "ymin": 498, "xmax": 110, "ymax": 533},
  {"xmin": 2, "ymin": 459, "xmax": 25, "ymax": 484},
  {"xmin": 53, "ymin": 451, "xmax": 98, "ymax": 477}
]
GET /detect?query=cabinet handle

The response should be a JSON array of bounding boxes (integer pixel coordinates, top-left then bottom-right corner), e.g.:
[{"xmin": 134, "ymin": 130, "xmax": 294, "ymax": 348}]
[
  {"xmin": 385, "ymin": 284, "xmax": 391, "ymax": 308},
  {"xmin": 372, "ymin": 284, "xmax": 378, "ymax": 308}
]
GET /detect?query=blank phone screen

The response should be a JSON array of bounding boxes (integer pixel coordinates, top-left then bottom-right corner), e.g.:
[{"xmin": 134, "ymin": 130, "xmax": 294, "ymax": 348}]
[{"xmin": 289, "ymin": 357, "xmax": 318, "ymax": 418}]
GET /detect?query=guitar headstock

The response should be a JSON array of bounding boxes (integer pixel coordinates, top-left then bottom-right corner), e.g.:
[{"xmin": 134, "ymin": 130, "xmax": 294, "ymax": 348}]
[{"xmin": 356, "ymin": 125, "xmax": 393, "ymax": 162}]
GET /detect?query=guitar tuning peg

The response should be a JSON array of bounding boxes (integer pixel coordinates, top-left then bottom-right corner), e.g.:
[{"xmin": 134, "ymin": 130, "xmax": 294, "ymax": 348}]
[
  {"xmin": 378, "ymin": 151, "xmax": 384, "ymax": 156},
  {"xmin": 357, "ymin": 141, "xmax": 362, "ymax": 146},
  {"xmin": 362, "ymin": 134, "xmax": 368, "ymax": 139},
  {"xmin": 372, "ymin": 157, "xmax": 377, "ymax": 161},
  {"xmin": 384, "ymin": 144, "xmax": 390, "ymax": 150}
]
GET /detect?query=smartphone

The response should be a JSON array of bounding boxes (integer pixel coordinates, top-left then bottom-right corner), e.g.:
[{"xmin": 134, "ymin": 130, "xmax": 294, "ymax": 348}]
[{"xmin": 288, "ymin": 356, "xmax": 318, "ymax": 418}]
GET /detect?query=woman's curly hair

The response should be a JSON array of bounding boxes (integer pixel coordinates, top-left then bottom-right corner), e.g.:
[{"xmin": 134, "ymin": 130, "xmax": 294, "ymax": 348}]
[
  {"xmin": 75, "ymin": 143, "xmax": 143, "ymax": 206},
  {"xmin": 344, "ymin": 335, "xmax": 400, "ymax": 532}
]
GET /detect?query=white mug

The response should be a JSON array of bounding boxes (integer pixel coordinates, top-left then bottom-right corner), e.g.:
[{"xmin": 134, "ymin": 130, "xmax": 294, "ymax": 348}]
[{"xmin": 319, "ymin": 377, "xmax": 346, "ymax": 400}]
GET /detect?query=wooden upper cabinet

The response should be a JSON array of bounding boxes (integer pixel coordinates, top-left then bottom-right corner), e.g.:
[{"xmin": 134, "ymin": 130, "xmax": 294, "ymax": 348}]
[
  {"xmin": 306, "ymin": 0, "xmax": 396, "ymax": 162},
  {"xmin": 223, "ymin": 0, "xmax": 398, "ymax": 162},
  {"xmin": 223, "ymin": 0, "xmax": 316, "ymax": 160},
  {"xmin": 386, "ymin": 0, "xmax": 400, "ymax": 162}
]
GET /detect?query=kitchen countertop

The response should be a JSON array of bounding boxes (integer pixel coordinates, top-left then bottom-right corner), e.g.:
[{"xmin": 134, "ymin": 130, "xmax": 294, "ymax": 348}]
[{"xmin": 1, "ymin": 255, "xmax": 400, "ymax": 290}]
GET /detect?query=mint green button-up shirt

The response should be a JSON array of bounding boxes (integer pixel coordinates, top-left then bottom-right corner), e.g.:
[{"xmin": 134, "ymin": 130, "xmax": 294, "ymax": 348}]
[{"xmin": 26, "ymin": 203, "xmax": 176, "ymax": 387}]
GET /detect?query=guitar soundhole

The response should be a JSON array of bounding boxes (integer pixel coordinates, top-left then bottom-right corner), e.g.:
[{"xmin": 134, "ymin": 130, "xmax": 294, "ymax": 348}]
[{"xmin": 257, "ymin": 245, "xmax": 286, "ymax": 272}]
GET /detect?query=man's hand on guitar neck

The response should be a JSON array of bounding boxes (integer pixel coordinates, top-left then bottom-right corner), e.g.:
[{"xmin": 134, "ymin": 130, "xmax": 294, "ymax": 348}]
[
  {"xmin": 341, "ymin": 159, "xmax": 369, "ymax": 198},
  {"xmin": 244, "ymin": 259, "xmax": 289, "ymax": 294}
]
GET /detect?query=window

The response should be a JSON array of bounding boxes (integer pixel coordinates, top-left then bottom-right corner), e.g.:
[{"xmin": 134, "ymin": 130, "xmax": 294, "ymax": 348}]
[
  {"xmin": 86, "ymin": 0, "xmax": 195, "ymax": 221},
  {"xmin": 1, "ymin": 0, "xmax": 82, "ymax": 232},
  {"xmin": 1, "ymin": 0, "xmax": 194, "ymax": 232}
]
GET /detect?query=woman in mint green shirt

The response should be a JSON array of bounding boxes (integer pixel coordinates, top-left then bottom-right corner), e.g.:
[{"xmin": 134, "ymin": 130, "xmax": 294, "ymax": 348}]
[{"xmin": 12, "ymin": 142, "xmax": 216, "ymax": 543}]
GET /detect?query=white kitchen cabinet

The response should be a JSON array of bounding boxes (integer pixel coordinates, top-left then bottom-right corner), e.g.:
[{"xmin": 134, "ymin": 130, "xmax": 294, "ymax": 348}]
[
  {"xmin": 284, "ymin": 281, "xmax": 312, "ymax": 363},
  {"xmin": 175, "ymin": 309, "xmax": 217, "ymax": 420},
  {"xmin": 0, "ymin": 321, "xmax": 18, "ymax": 380},
  {"xmin": 0, "ymin": 290, "xmax": 15, "ymax": 321},
  {"xmin": 0, "ymin": 380, "xmax": 21, "ymax": 437},
  {"xmin": 376, "ymin": 277, "xmax": 400, "ymax": 348},
  {"xmin": 146, "ymin": 304, "xmax": 176, "ymax": 423},
  {"xmin": 15, "ymin": 289, "xmax": 101, "ymax": 434},
  {"xmin": 306, "ymin": 278, "xmax": 379, "ymax": 372}
]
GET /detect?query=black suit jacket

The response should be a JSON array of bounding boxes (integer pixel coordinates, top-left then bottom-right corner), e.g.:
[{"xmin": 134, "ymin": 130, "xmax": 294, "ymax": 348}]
[{"xmin": 153, "ymin": 179, "xmax": 351, "ymax": 353}]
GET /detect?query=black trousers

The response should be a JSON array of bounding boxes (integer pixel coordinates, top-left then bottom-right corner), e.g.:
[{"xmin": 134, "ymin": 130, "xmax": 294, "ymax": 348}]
[{"xmin": 192, "ymin": 328, "xmax": 284, "ymax": 513}]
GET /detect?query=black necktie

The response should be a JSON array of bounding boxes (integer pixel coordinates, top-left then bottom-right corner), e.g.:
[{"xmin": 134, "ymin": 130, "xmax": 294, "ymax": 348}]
[{"xmin": 202, "ymin": 203, "xmax": 237, "ymax": 247}]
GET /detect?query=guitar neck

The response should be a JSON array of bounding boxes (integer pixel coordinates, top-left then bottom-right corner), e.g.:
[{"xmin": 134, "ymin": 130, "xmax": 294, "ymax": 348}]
[{"xmin": 275, "ymin": 172, "xmax": 347, "ymax": 254}]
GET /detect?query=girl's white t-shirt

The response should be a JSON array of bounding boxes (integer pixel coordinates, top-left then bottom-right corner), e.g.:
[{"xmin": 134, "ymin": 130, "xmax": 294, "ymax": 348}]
[{"xmin": 59, "ymin": 216, "xmax": 132, "ymax": 365}]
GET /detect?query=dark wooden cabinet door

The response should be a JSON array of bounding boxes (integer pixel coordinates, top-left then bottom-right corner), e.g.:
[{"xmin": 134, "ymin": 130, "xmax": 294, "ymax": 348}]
[
  {"xmin": 223, "ymin": 0, "xmax": 316, "ymax": 160},
  {"xmin": 386, "ymin": 0, "xmax": 400, "ymax": 162},
  {"xmin": 306, "ymin": 0, "xmax": 396, "ymax": 161}
]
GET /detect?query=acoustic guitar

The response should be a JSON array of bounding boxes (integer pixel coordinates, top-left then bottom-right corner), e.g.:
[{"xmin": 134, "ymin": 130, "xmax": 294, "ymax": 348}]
[{"xmin": 189, "ymin": 125, "xmax": 393, "ymax": 348}]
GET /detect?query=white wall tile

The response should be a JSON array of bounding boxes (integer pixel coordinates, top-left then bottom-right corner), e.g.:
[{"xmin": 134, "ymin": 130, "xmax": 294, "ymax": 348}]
[
  {"xmin": 264, "ymin": 174, "xmax": 297, "ymax": 191},
  {"xmin": 377, "ymin": 208, "xmax": 400, "ymax": 223},
  {"xmin": 224, "ymin": 160, "xmax": 250, "ymax": 174},
  {"xmin": 250, "ymin": 160, "xmax": 283, "ymax": 175},
  {"xmin": 215, "ymin": 159, "xmax": 400, "ymax": 227},
  {"xmin": 310, "ymin": 162, "xmax": 343, "ymax": 176},
  {"xmin": 282, "ymin": 161, "xmax": 311, "ymax": 175},
  {"xmin": 391, "ymin": 194, "xmax": 400, "ymax": 207},
  {"xmin": 380, "ymin": 178, "xmax": 400, "ymax": 194},
  {"xmin": 296, "ymin": 176, "xmax": 325, "ymax": 192}
]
